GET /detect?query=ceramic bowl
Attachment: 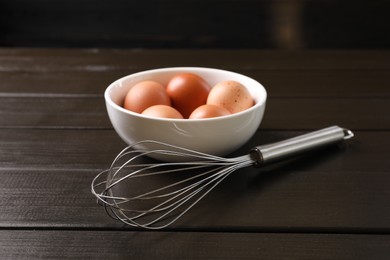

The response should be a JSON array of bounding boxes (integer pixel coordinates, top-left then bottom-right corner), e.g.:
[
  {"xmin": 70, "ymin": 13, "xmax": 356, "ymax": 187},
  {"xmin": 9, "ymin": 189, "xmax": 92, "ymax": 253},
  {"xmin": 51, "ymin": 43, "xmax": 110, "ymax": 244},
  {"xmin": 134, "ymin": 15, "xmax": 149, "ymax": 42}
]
[{"xmin": 104, "ymin": 67, "xmax": 267, "ymax": 161}]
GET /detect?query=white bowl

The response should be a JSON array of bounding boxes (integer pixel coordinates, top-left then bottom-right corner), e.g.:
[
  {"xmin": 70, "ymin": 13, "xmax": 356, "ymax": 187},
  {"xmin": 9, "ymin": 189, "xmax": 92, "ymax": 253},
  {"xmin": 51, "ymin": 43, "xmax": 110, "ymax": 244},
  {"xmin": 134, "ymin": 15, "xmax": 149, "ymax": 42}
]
[{"xmin": 105, "ymin": 67, "xmax": 267, "ymax": 161}]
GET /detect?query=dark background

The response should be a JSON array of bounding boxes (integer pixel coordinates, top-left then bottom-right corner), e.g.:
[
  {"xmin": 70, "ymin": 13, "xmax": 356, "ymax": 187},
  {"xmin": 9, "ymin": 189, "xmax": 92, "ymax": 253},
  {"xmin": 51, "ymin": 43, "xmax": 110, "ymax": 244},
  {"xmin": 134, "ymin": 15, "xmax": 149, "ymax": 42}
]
[{"xmin": 0, "ymin": 0, "xmax": 389, "ymax": 49}]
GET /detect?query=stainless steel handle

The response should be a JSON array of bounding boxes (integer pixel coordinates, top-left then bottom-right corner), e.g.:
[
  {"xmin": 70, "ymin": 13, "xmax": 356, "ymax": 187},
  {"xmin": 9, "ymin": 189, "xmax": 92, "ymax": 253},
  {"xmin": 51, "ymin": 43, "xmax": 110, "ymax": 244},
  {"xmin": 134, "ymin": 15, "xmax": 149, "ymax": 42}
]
[{"xmin": 250, "ymin": 126, "xmax": 354, "ymax": 166}]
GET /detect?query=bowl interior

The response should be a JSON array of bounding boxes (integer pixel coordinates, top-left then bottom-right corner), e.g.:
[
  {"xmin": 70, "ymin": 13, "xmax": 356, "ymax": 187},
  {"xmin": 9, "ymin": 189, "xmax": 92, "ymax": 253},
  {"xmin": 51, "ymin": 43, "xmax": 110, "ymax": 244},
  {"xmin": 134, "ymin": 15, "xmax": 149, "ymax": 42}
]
[{"xmin": 106, "ymin": 67, "xmax": 266, "ymax": 120}]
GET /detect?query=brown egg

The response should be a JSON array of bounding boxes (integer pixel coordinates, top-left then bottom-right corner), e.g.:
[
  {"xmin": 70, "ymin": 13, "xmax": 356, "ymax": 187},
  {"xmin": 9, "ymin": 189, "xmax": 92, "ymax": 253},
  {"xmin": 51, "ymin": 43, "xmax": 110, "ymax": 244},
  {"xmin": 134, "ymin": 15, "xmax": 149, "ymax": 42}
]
[
  {"xmin": 207, "ymin": 80, "xmax": 253, "ymax": 114},
  {"xmin": 123, "ymin": 81, "xmax": 171, "ymax": 113},
  {"xmin": 189, "ymin": 104, "xmax": 231, "ymax": 119},
  {"xmin": 142, "ymin": 105, "xmax": 184, "ymax": 119},
  {"xmin": 166, "ymin": 73, "xmax": 211, "ymax": 118}
]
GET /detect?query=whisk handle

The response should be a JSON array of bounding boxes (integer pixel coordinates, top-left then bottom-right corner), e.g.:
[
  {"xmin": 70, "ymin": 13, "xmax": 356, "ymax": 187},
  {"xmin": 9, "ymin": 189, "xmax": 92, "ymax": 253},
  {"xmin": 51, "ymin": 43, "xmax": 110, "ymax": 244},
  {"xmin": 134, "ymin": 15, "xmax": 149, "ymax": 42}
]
[{"xmin": 250, "ymin": 126, "xmax": 354, "ymax": 166}]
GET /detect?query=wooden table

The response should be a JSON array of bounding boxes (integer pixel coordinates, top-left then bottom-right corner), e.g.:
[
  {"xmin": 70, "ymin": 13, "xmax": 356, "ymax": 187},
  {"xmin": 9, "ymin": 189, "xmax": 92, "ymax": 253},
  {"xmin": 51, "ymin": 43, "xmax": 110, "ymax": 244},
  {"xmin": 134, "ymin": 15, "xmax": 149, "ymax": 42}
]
[{"xmin": 0, "ymin": 48, "xmax": 389, "ymax": 259}]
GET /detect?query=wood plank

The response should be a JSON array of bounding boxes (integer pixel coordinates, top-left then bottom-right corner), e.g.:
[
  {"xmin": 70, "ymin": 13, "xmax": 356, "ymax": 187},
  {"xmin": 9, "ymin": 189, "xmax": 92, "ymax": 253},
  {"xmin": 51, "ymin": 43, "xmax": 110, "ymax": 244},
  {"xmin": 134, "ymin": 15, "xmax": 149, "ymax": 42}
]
[
  {"xmin": 0, "ymin": 129, "xmax": 125, "ymax": 169},
  {"xmin": 1, "ymin": 49, "xmax": 390, "ymax": 71},
  {"xmin": 0, "ymin": 166, "xmax": 389, "ymax": 231},
  {"xmin": 0, "ymin": 70, "xmax": 122, "ymax": 96},
  {"xmin": 1, "ymin": 49, "xmax": 389, "ymax": 98},
  {"xmin": 1, "ymin": 69, "xmax": 389, "ymax": 98},
  {"xmin": 0, "ymin": 97, "xmax": 388, "ymax": 130},
  {"xmin": 0, "ymin": 130, "xmax": 388, "ymax": 230},
  {"xmin": 0, "ymin": 168, "xmax": 117, "ymax": 227},
  {"xmin": 0, "ymin": 231, "xmax": 389, "ymax": 260},
  {"xmin": 251, "ymin": 70, "xmax": 390, "ymax": 98},
  {"xmin": 0, "ymin": 97, "xmax": 110, "ymax": 128},
  {"xmin": 0, "ymin": 130, "xmax": 387, "ymax": 172},
  {"xmin": 262, "ymin": 97, "xmax": 390, "ymax": 130}
]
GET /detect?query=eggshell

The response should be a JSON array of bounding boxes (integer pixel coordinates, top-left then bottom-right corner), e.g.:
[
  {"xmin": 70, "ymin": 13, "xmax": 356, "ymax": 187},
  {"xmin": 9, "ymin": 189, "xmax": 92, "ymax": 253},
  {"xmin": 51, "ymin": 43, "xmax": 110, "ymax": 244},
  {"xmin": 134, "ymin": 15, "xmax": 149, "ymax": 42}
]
[
  {"xmin": 142, "ymin": 105, "xmax": 184, "ymax": 119},
  {"xmin": 207, "ymin": 80, "xmax": 253, "ymax": 114},
  {"xmin": 166, "ymin": 73, "xmax": 211, "ymax": 118},
  {"xmin": 189, "ymin": 104, "xmax": 231, "ymax": 119},
  {"xmin": 123, "ymin": 81, "xmax": 171, "ymax": 113}
]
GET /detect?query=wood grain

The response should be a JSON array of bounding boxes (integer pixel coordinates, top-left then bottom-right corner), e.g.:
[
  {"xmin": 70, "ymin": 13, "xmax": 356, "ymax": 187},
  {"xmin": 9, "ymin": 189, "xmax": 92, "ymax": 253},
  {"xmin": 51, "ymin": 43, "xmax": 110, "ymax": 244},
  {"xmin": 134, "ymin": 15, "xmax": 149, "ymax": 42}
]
[
  {"xmin": 1, "ymin": 49, "xmax": 389, "ymax": 100},
  {"xmin": 0, "ymin": 130, "xmax": 388, "ymax": 231},
  {"xmin": 0, "ymin": 49, "xmax": 389, "ymax": 258},
  {"xmin": 1, "ymin": 69, "xmax": 389, "ymax": 98},
  {"xmin": 0, "ymin": 48, "xmax": 388, "ymax": 116},
  {"xmin": 0, "ymin": 231, "xmax": 389, "ymax": 260},
  {"xmin": 1, "ymin": 49, "xmax": 390, "ymax": 70},
  {"xmin": 0, "ymin": 97, "xmax": 388, "ymax": 130},
  {"xmin": 0, "ymin": 160, "xmax": 389, "ymax": 231},
  {"xmin": 0, "ymin": 130, "xmax": 387, "ymax": 171}
]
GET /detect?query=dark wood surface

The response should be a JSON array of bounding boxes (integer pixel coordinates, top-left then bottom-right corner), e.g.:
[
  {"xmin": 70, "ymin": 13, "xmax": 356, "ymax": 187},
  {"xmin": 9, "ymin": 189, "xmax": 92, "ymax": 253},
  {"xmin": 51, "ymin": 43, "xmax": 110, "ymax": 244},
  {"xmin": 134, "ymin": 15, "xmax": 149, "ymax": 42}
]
[{"xmin": 0, "ymin": 48, "xmax": 389, "ymax": 259}]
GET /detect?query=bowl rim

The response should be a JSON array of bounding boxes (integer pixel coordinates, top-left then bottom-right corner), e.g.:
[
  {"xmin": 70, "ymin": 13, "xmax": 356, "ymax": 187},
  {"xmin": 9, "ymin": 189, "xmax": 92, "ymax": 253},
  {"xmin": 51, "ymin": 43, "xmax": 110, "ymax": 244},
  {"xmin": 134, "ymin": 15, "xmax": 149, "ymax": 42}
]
[{"xmin": 104, "ymin": 67, "xmax": 267, "ymax": 122}]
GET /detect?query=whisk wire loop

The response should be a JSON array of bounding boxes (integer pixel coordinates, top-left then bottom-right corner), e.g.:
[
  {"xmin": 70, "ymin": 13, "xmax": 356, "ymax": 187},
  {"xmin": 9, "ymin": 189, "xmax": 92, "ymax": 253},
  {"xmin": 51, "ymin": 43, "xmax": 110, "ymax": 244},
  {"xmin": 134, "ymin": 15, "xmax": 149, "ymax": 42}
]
[
  {"xmin": 91, "ymin": 140, "xmax": 254, "ymax": 229},
  {"xmin": 91, "ymin": 126, "xmax": 353, "ymax": 229},
  {"xmin": 103, "ymin": 160, "xmax": 251, "ymax": 229}
]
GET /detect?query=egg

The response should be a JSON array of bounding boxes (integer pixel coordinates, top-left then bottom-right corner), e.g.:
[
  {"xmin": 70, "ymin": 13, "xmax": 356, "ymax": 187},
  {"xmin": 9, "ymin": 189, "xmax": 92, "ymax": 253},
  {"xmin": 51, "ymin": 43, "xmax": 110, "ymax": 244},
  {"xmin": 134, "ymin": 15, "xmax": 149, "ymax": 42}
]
[
  {"xmin": 141, "ymin": 105, "xmax": 184, "ymax": 119},
  {"xmin": 166, "ymin": 73, "xmax": 211, "ymax": 118},
  {"xmin": 207, "ymin": 80, "xmax": 253, "ymax": 114},
  {"xmin": 123, "ymin": 80, "xmax": 171, "ymax": 113},
  {"xmin": 189, "ymin": 104, "xmax": 231, "ymax": 119}
]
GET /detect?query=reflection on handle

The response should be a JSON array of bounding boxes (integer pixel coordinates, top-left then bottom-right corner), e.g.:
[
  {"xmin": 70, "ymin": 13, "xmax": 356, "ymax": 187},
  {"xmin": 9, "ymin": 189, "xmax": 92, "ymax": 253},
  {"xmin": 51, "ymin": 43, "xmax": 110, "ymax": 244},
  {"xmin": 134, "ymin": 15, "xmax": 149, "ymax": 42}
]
[{"xmin": 250, "ymin": 126, "xmax": 353, "ymax": 165}]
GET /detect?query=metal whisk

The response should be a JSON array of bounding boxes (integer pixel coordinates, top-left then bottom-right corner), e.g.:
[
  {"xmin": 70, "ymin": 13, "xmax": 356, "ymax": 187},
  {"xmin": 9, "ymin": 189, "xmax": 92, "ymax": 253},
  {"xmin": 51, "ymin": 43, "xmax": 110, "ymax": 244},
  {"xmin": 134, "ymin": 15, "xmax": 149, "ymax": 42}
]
[{"xmin": 91, "ymin": 126, "xmax": 354, "ymax": 229}]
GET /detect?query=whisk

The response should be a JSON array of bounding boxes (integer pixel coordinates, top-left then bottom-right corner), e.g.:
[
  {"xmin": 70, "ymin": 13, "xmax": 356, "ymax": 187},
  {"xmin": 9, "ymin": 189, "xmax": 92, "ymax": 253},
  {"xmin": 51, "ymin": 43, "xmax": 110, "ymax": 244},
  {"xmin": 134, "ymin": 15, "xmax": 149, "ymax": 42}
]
[{"xmin": 91, "ymin": 125, "xmax": 354, "ymax": 229}]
